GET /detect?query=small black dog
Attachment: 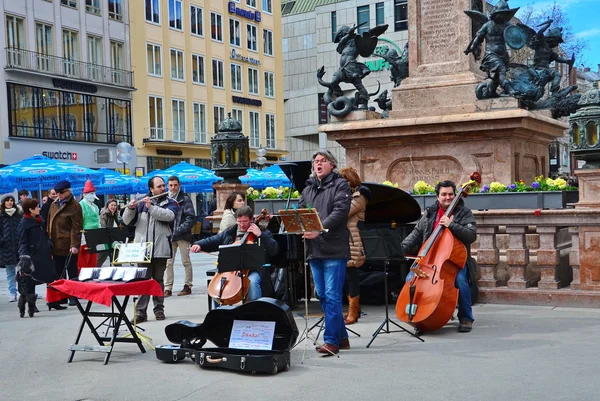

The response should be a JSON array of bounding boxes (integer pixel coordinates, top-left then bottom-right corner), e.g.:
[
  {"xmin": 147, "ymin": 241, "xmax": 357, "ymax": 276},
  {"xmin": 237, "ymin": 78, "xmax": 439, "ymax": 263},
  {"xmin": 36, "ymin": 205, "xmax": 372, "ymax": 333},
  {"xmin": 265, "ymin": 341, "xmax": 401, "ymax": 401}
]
[{"xmin": 16, "ymin": 255, "xmax": 37, "ymax": 318}]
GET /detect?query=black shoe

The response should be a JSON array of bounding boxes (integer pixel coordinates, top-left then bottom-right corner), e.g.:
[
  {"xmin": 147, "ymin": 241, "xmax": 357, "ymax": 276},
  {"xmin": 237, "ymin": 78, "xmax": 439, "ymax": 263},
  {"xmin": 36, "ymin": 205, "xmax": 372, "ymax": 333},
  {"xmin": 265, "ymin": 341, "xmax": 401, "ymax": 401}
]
[
  {"xmin": 134, "ymin": 315, "xmax": 147, "ymax": 324},
  {"xmin": 155, "ymin": 311, "xmax": 166, "ymax": 321},
  {"xmin": 47, "ymin": 302, "xmax": 67, "ymax": 311},
  {"xmin": 68, "ymin": 297, "xmax": 77, "ymax": 306},
  {"xmin": 19, "ymin": 311, "xmax": 24, "ymax": 318},
  {"xmin": 28, "ymin": 311, "xmax": 34, "ymax": 317},
  {"xmin": 34, "ymin": 306, "xmax": 40, "ymax": 313}
]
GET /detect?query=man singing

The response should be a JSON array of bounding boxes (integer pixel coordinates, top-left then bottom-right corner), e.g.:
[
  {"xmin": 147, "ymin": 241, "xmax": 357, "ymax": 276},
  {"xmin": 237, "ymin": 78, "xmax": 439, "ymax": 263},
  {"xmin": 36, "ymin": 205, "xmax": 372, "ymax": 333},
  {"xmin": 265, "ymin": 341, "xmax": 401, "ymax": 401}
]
[{"xmin": 190, "ymin": 206, "xmax": 278, "ymax": 303}]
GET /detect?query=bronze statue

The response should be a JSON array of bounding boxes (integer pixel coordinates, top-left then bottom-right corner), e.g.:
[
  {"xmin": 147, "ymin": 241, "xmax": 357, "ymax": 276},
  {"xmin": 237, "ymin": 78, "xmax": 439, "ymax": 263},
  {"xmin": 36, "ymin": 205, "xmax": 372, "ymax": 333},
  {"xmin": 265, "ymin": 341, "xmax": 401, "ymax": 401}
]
[
  {"xmin": 317, "ymin": 23, "xmax": 388, "ymax": 118},
  {"xmin": 376, "ymin": 43, "xmax": 409, "ymax": 88}
]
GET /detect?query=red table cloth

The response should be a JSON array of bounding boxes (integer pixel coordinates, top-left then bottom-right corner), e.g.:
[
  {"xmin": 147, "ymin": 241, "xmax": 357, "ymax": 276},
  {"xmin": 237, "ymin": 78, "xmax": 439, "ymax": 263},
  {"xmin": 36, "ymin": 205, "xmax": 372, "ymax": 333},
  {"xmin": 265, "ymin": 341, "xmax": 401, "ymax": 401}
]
[{"xmin": 47, "ymin": 279, "xmax": 163, "ymax": 306}]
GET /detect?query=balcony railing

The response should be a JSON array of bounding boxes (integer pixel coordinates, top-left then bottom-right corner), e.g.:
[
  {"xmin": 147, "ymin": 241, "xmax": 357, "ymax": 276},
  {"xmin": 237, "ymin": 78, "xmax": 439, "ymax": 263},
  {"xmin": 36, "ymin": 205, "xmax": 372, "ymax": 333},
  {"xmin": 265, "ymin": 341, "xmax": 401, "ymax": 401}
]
[{"xmin": 5, "ymin": 47, "xmax": 134, "ymax": 89}]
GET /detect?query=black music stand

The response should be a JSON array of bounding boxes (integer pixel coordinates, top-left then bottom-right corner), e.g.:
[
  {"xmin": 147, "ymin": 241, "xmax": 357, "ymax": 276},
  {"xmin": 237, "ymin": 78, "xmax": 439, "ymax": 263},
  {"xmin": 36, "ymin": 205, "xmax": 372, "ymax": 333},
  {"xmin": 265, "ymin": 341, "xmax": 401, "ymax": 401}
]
[
  {"xmin": 216, "ymin": 242, "xmax": 266, "ymax": 304},
  {"xmin": 360, "ymin": 228, "xmax": 424, "ymax": 347}
]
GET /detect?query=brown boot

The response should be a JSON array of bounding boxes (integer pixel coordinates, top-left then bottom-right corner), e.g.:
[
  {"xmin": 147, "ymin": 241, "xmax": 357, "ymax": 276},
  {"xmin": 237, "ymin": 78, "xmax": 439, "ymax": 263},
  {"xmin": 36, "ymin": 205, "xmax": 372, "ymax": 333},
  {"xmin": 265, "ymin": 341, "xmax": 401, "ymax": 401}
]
[{"xmin": 344, "ymin": 296, "xmax": 360, "ymax": 325}]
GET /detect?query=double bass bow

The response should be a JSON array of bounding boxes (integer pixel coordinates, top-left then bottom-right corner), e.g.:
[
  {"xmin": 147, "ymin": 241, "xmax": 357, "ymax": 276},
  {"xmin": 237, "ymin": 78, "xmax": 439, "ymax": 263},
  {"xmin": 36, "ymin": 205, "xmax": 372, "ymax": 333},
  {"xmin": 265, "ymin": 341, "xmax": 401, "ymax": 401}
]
[
  {"xmin": 395, "ymin": 172, "xmax": 481, "ymax": 333},
  {"xmin": 207, "ymin": 209, "xmax": 268, "ymax": 306}
]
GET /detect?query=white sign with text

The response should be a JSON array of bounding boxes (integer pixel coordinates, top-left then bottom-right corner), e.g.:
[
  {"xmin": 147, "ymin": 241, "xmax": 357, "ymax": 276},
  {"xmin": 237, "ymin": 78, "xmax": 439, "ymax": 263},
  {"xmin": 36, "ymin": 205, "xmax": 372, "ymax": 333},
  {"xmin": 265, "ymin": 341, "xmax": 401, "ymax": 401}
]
[{"xmin": 228, "ymin": 320, "xmax": 276, "ymax": 350}]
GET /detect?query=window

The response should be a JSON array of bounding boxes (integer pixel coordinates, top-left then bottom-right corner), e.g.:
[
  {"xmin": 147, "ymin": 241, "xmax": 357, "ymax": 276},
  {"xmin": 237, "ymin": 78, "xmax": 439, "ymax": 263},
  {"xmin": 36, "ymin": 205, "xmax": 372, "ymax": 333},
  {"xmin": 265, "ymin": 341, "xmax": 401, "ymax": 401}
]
[
  {"xmin": 147, "ymin": 43, "xmax": 162, "ymax": 76},
  {"xmin": 357, "ymin": 6, "xmax": 369, "ymax": 34},
  {"xmin": 229, "ymin": 18, "xmax": 241, "ymax": 47},
  {"xmin": 193, "ymin": 103, "xmax": 207, "ymax": 143},
  {"xmin": 264, "ymin": 71, "xmax": 274, "ymax": 98},
  {"xmin": 262, "ymin": 0, "xmax": 272, "ymax": 14},
  {"xmin": 247, "ymin": 24, "xmax": 257, "ymax": 51},
  {"xmin": 172, "ymin": 99, "xmax": 186, "ymax": 142},
  {"xmin": 109, "ymin": 0, "xmax": 123, "ymax": 21},
  {"xmin": 110, "ymin": 40, "xmax": 125, "ymax": 84},
  {"xmin": 265, "ymin": 113, "xmax": 275, "ymax": 149},
  {"xmin": 231, "ymin": 108, "xmax": 243, "ymax": 129},
  {"xmin": 248, "ymin": 67, "xmax": 259, "ymax": 95},
  {"xmin": 213, "ymin": 105, "xmax": 225, "ymax": 133},
  {"xmin": 231, "ymin": 63, "xmax": 242, "ymax": 91},
  {"xmin": 146, "ymin": 0, "xmax": 160, "ymax": 24},
  {"xmin": 331, "ymin": 11, "xmax": 337, "ymax": 42},
  {"xmin": 212, "ymin": 59, "xmax": 224, "ymax": 88},
  {"xmin": 61, "ymin": 0, "xmax": 77, "ymax": 8},
  {"xmin": 87, "ymin": 35, "xmax": 103, "ymax": 80},
  {"xmin": 191, "ymin": 5, "xmax": 203, "ymax": 36},
  {"xmin": 149, "ymin": 96, "xmax": 164, "ymax": 140},
  {"xmin": 376, "ymin": 3, "xmax": 384, "ymax": 25},
  {"xmin": 169, "ymin": 0, "xmax": 183, "ymax": 30},
  {"xmin": 246, "ymin": 0, "xmax": 256, "ymax": 8},
  {"xmin": 192, "ymin": 54, "xmax": 205, "ymax": 84},
  {"xmin": 249, "ymin": 111, "xmax": 260, "ymax": 148},
  {"xmin": 394, "ymin": 0, "xmax": 408, "ymax": 32},
  {"xmin": 35, "ymin": 22, "xmax": 53, "ymax": 72},
  {"xmin": 263, "ymin": 29, "xmax": 273, "ymax": 56},
  {"xmin": 86, "ymin": 0, "xmax": 101, "ymax": 14},
  {"xmin": 6, "ymin": 15, "xmax": 26, "ymax": 66},
  {"xmin": 170, "ymin": 49, "xmax": 184, "ymax": 80},
  {"xmin": 211, "ymin": 12, "xmax": 223, "ymax": 41},
  {"xmin": 62, "ymin": 30, "xmax": 79, "ymax": 76}
]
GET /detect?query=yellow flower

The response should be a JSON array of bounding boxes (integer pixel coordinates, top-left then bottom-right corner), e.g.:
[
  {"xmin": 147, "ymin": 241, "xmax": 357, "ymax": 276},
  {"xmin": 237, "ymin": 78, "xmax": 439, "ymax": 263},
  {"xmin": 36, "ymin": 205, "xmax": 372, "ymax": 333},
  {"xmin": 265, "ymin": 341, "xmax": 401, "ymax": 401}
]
[{"xmin": 382, "ymin": 180, "xmax": 394, "ymax": 187}]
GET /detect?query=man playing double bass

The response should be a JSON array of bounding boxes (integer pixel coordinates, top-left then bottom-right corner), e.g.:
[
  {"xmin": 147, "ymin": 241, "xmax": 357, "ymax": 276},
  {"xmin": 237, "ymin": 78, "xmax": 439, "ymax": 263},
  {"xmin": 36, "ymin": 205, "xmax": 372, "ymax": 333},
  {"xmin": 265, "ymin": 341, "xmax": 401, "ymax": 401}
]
[
  {"xmin": 401, "ymin": 180, "xmax": 477, "ymax": 332},
  {"xmin": 190, "ymin": 206, "xmax": 279, "ymax": 302}
]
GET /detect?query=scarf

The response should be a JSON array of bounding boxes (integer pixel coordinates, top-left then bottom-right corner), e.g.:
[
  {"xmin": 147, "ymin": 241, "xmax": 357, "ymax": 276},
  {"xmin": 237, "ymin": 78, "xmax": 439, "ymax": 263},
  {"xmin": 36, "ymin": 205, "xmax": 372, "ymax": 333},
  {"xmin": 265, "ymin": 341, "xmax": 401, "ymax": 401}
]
[
  {"xmin": 4, "ymin": 207, "xmax": 16, "ymax": 217},
  {"xmin": 24, "ymin": 214, "xmax": 42, "ymax": 223}
]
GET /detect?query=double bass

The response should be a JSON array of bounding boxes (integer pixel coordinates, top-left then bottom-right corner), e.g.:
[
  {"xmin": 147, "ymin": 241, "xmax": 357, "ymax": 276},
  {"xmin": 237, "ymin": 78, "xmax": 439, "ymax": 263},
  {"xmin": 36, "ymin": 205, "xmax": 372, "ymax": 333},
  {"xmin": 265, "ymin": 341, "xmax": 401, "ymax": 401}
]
[
  {"xmin": 207, "ymin": 210, "xmax": 268, "ymax": 306},
  {"xmin": 395, "ymin": 172, "xmax": 481, "ymax": 333}
]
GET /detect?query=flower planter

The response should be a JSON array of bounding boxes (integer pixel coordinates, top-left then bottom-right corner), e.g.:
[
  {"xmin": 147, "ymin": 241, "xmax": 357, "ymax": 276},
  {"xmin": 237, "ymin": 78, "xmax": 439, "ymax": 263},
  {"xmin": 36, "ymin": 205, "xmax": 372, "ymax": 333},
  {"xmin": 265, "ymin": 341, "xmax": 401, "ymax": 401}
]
[
  {"xmin": 411, "ymin": 191, "xmax": 579, "ymax": 211},
  {"xmin": 250, "ymin": 199, "xmax": 299, "ymax": 213}
]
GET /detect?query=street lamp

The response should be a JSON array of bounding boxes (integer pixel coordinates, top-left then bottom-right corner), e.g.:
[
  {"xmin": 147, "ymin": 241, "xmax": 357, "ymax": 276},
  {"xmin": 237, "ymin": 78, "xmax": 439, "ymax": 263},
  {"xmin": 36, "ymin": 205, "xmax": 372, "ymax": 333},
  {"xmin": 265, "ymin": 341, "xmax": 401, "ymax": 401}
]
[{"xmin": 256, "ymin": 145, "xmax": 267, "ymax": 170}]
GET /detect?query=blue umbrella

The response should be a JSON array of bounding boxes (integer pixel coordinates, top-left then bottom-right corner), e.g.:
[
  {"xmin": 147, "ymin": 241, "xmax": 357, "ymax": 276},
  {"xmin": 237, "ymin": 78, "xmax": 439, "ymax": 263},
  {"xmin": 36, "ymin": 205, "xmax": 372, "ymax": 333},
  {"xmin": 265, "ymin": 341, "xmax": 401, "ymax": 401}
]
[
  {"xmin": 72, "ymin": 168, "xmax": 139, "ymax": 196},
  {"xmin": 138, "ymin": 163, "xmax": 219, "ymax": 193},
  {"xmin": 240, "ymin": 168, "xmax": 292, "ymax": 189},
  {"xmin": 0, "ymin": 155, "xmax": 104, "ymax": 193}
]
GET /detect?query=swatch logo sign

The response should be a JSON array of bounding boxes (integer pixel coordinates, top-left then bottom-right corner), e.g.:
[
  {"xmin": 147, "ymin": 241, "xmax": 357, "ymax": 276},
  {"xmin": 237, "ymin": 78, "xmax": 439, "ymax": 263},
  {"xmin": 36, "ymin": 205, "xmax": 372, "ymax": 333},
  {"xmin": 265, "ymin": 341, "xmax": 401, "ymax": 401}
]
[{"xmin": 42, "ymin": 151, "xmax": 78, "ymax": 161}]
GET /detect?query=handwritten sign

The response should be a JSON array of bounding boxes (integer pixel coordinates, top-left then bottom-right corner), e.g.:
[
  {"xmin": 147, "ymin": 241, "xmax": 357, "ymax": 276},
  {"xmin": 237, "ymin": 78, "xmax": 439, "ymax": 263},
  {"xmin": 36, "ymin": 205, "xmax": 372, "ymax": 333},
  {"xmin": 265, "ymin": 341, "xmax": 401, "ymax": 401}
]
[
  {"xmin": 229, "ymin": 320, "xmax": 276, "ymax": 350},
  {"xmin": 114, "ymin": 242, "xmax": 152, "ymax": 264}
]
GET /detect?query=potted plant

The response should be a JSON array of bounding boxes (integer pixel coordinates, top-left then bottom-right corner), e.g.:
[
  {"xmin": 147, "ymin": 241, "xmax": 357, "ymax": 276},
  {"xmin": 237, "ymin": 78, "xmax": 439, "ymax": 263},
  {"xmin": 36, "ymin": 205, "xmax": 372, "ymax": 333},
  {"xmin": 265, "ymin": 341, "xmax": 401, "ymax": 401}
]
[{"xmin": 247, "ymin": 186, "xmax": 300, "ymax": 213}]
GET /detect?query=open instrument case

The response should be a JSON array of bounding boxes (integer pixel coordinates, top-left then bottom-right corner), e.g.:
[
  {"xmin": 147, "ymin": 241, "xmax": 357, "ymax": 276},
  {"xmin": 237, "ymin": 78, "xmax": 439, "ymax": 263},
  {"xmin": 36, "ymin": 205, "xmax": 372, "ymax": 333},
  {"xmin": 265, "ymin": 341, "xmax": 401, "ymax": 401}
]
[{"xmin": 156, "ymin": 298, "xmax": 298, "ymax": 374}]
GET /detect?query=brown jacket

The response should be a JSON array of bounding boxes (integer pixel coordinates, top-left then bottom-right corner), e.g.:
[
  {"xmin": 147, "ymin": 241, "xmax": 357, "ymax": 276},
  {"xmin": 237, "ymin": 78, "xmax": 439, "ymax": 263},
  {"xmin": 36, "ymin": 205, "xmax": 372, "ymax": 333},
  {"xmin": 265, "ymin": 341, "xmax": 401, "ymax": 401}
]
[
  {"xmin": 47, "ymin": 193, "xmax": 83, "ymax": 256},
  {"xmin": 347, "ymin": 190, "xmax": 368, "ymax": 268}
]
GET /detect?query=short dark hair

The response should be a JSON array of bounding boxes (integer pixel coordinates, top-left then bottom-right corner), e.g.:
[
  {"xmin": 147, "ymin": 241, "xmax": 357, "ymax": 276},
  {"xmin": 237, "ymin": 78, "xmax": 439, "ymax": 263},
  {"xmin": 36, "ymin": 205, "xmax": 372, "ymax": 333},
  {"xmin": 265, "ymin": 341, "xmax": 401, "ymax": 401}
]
[
  {"xmin": 235, "ymin": 205, "xmax": 254, "ymax": 219},
  {"xmin": 435, "ymin": 180, "xmax": 457, "ymax": 196},
  {"xmin": 167, "ymin": 176, "xmax": 180, "ymax": 184},
  {"xmin": 22, "ymin": 198, "xmax": 39, "ymax": 214},
  {"xmin": 148, "ymin": 176, "xmax": 165, "ymax": 189},
  {"xmin": 18, "ymin": 190, "xmax": 29, "ymax": 197},
  {"xmin": 224, "ymin": 191, "xmax": 246, "ymax": 210}
]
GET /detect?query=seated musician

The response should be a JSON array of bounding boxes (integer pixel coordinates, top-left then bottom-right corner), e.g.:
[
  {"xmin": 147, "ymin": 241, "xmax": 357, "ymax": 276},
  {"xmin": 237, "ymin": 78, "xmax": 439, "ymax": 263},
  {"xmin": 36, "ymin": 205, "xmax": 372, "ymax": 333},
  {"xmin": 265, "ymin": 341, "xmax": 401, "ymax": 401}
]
[
  {"xmin": 190, "ymin": 206, "xmax": 279, "ymax": 302},
  {"xmin": 401, "ymin": 180, "xmax": 477, "ymax": 333}
]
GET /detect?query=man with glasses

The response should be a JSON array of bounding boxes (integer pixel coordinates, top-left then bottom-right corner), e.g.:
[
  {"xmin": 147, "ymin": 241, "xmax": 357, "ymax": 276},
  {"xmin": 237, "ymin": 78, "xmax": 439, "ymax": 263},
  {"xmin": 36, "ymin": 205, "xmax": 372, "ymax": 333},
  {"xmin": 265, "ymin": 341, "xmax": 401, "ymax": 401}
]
[
  {"xmin": 190, "ymin": 206, "xmax": 279, "ymax": 303},
  {"xmin": 123, "ymin": 176, "xmax": 179, "ymax": 322},
  {"xmin": 299, "ymin": 149, "xmax": 351, "ymax": 355}
]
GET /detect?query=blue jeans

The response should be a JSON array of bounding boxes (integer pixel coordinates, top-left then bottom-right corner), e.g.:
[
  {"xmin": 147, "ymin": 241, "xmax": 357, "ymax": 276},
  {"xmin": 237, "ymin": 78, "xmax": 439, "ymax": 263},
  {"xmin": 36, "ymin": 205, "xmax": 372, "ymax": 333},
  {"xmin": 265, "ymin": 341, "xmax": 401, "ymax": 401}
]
[
  {"xmin": 309, "ymin": 258, "xmax": 348, "ymax": 347},
  {"xmin": 247, "ymin": 271, "xmax": 261, "ymax": 302},
  {"xmin": 405, "ymin": 264, "xmax": 474, "ymax": 322},
  {"xmin": 5, "ymin": 264, "xmax": 16, "ymax": 297}
]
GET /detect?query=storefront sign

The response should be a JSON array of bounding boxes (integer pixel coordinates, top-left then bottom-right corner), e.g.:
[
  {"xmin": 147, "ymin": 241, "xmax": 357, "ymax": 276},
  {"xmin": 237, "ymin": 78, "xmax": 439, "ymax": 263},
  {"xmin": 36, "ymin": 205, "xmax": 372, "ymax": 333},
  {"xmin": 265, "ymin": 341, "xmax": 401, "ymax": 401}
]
[
  {"xmin": 232, "ymin": 96, "xmax": 262, "ymax": 107},
  {"xmin": 231, "ymin": 49, "xmax": 261, "ymax": 65},
  {"xmin": 52, "ymin": 78, "xmax": 98, "ymax": 94},
  {"xmin": 42, "ymin": 151, "xmax": 78, "ymax": 161},
  {"xmin": 228, "ymin": 1, "xmax": 261, "ymax": 22}
]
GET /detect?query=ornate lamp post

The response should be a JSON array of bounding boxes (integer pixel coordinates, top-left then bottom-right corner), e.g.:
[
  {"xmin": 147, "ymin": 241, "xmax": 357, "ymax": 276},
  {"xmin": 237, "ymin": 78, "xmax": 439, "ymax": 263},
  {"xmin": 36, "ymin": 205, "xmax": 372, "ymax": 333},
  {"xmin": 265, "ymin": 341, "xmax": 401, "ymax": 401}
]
[{"xmin": 571, "ymin": 88, "xmax": 600, "ymax": 208}]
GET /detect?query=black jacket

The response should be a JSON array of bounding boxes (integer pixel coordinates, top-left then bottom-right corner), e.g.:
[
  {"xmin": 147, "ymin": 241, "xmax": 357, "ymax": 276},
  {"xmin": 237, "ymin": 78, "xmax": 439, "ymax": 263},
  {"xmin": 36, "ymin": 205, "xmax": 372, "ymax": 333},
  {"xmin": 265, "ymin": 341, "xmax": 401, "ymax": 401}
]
[
  {"xmin": 298, "ymin": 172, "xmax": 351, "ymax": 260},
  {"xmin": 18, "ymin": 216, "xmax": 57, "ymax": 284},
  {"xmin": 195, "ymin": 224, "xmax": 279, "ymax": 258},
  {"xmin": 171, "ymin": 191, "xmax": 196, "ymax": 242},
  {"xmin": 0, "ymin": 210, "xmax": 23, "ymax": 267}
]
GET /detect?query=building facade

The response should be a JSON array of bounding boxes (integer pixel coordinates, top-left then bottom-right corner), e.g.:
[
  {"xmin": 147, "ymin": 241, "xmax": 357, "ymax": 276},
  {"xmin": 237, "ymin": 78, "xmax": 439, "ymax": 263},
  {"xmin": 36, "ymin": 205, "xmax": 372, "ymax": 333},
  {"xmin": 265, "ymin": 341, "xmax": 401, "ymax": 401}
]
[
  {"xmin": 0, "ymin": 0, "xmax": 134, "ymax": 171},
  {"xmin": 283, "ymin": 0, "xmax": 408, "ymax": 163},
  {"xmin": 130, "ymin": 0, "xmax": 286, "ymax": 174}
]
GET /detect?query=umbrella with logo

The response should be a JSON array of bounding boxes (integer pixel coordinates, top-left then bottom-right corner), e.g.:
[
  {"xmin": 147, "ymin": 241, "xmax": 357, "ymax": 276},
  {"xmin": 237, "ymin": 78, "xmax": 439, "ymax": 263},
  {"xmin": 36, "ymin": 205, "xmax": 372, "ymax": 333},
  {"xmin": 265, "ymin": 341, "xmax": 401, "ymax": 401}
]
[
  {"xmin": 72, "ymin": 168, "xmax": 139, "ymax": 196},
  {"xmin": 240, "ymin": 168, "xmax": 292, "ymax": 189},
  {"xmin": 0, "ymin": 154, "xmax": 104, "ymax": 193}
]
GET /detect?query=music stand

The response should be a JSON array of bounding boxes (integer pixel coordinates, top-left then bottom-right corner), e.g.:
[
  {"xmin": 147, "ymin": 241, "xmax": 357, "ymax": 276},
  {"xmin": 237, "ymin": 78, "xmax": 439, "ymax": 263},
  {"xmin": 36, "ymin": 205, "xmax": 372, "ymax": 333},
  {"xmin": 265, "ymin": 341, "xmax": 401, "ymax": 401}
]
[
  {"xmin": 360, "ymin": 228, "xmax": 424, "ymax": 347},
  {"xmin": 279, "ymin": 208, "xmax": 331, "ymax": 360},
  {"xmin": 83, "ymin": 228, "xmax": 111, "ymax": 254},
  {"xmin": 216, "ymin": 242, "xmax": 266, "ymax": 304}
]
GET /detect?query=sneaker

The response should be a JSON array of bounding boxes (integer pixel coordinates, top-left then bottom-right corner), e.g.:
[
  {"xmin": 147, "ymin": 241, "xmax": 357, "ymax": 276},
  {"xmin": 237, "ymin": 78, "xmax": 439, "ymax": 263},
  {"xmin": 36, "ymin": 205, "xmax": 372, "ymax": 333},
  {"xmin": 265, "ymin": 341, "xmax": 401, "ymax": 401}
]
[
  {"xmin": 458, "ymin": 319, "xmax": 473, "ymax": 333},
  {"xmin": 164, "ymin": 290, "xmax": 172, "ymax": 297},
  {"xmin": 9, "ymin": 294, "xmax": 17, "ymax": 302},
  {"xmin": 155, "ymin": 311, "xmax": 166, "ymax": 321},
  {"xmin": 177, "ymin": 285, "xmax": 192, "ymax": 296}
]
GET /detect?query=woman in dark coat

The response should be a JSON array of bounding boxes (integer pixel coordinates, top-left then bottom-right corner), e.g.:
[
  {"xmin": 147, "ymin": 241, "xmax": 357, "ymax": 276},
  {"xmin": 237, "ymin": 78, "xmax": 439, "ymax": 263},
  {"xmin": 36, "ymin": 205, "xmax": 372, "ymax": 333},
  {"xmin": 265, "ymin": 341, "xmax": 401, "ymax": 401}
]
[
  {"xmin": 0, "ymin": 194, "xmax": 22, "ymax": 302},
  {"xmin": 18, "ymin": 198, "xmax": 63, "ymax": 310}
]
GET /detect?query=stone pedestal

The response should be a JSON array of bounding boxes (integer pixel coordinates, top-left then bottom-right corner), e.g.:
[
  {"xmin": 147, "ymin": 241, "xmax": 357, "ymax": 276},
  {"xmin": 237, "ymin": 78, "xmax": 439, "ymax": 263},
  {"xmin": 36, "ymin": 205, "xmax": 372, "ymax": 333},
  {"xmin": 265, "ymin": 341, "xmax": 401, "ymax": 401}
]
[
  {"xmin": 208, "ymin": 182, "xmax": 249, "ymax": 231},
  {"xmin": 574, "ymin": 169, "xmax": 600, "ymax": 208},
  {"xmin": 331, "ymin": 110, "xmax": 381, "ymax": 123}
]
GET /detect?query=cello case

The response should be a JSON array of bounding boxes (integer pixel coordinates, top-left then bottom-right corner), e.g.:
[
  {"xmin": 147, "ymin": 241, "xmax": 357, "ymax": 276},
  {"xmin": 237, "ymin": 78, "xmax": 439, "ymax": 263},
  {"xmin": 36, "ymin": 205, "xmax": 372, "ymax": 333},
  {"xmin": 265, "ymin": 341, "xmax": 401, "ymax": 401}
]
[
  {"xmin": 155, "ymin": 320, "xmax": 206, "ymax": 363},
  {"xmin": 195, "ymin": 297, "xmax": 298, "ymax": 375}
]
